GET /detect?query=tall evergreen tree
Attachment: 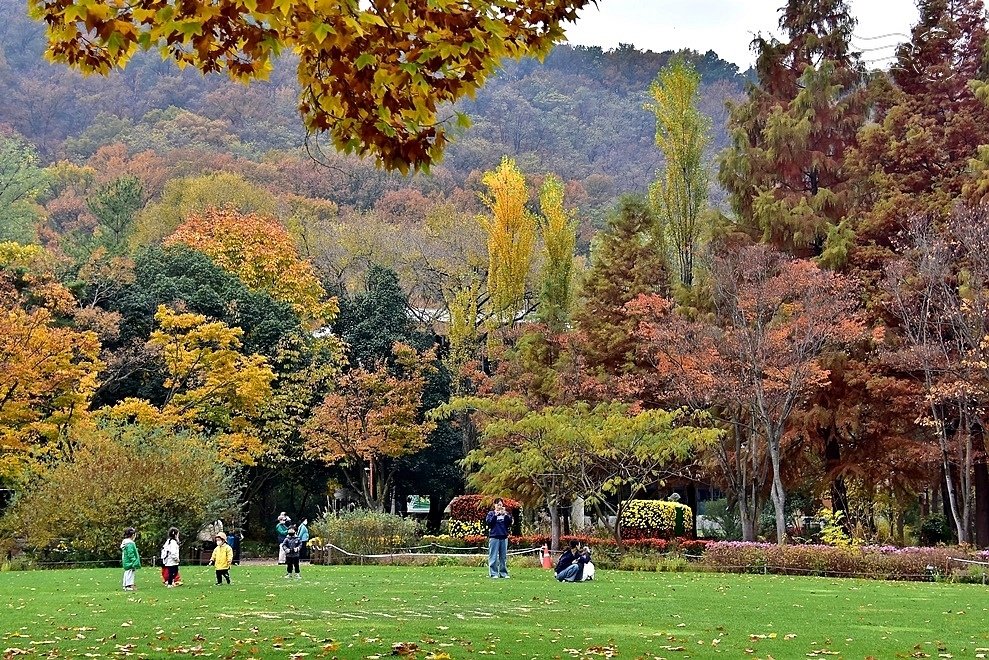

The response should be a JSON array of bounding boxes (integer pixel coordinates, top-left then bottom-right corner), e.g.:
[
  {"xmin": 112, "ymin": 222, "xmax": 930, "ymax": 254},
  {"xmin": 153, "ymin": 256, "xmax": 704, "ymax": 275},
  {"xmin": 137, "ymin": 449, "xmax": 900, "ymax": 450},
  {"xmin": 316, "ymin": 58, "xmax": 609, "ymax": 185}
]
[
  {"xmin": 719, "ymin": 0, "xmax": 867, "ymax": 259},
  {"xmin": 574, "ymin": 196, "xmax": 668, "ymax": 374},
  {"xmin": 847, "ymin": 0, "xmax": 989, "ymax": 272}
]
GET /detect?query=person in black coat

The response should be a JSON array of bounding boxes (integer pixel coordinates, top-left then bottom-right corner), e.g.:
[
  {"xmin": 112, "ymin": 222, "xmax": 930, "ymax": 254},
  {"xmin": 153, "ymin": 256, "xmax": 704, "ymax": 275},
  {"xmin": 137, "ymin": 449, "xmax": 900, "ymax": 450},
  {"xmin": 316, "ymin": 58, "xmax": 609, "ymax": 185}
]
[{"xmin": 554, "ymin": 540, "xmax": 580, "ymax": 576}]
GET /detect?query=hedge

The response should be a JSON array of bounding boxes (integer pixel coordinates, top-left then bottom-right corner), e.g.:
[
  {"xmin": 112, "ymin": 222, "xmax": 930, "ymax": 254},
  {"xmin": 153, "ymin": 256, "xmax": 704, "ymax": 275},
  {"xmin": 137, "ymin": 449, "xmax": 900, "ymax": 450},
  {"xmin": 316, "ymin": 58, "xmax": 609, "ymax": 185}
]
[
  {"xmin": 699, "ymin": 542, "xmax": 989, "ymax": 581},
  {"xmin": 448, "ymin": 494, "xmax": 522, "ymax": 521}
]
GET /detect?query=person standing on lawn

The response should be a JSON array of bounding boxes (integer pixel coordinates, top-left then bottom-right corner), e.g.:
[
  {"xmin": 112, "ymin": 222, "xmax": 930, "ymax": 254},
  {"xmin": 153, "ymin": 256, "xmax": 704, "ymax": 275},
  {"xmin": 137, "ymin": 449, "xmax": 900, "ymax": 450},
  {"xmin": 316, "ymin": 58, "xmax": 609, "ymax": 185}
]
[
  {"xmin": 282, "ymin": 526, "xmax": 303, "ymax": 579},
  {"xmin": 160, "ymin": 527, "xmax": 181, "ymax": 588},
  {"xmin": 275, "ymin": 515, "xmax": 290, "ymax": 564},
  {"xmin": 485, "ymin": 498, "xmax": 513, "ymax": 579},
  {"xmin": 297, "ymin": 519, "xmax": 310, "ymax": 561},
  {"xmin": 209, "ymin": 532, "xmax": 233, "ymax": 585},
  {"xmin": 120, "ymin": 527, "xmax": 141, "ymax": 591}
]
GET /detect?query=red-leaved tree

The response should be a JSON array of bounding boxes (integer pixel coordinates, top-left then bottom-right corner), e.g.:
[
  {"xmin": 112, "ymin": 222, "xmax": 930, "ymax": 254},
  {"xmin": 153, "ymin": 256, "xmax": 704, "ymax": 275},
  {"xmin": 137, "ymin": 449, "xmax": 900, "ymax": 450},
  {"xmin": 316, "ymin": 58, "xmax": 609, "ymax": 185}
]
[{"xmin": 632, "ymin": 244, "xmax": 864, "ymax": 542}]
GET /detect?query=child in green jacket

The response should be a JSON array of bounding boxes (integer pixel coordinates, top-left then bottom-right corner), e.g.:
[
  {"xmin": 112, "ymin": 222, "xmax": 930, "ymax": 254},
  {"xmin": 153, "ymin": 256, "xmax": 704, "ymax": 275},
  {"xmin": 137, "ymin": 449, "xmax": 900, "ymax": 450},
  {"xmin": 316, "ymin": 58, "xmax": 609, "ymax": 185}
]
[{"xmin": 120, "ymin": 527, "xmax": 141, "ymax": 591}]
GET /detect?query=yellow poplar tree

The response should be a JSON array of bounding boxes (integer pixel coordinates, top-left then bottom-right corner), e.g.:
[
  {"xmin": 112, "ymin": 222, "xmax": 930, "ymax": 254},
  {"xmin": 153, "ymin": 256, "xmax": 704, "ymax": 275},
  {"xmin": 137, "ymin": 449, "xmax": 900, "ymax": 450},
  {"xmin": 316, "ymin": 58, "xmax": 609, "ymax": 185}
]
[
  {"xmin": 647, "ymin": 56, "xmax": 710, "ymax": 288},
  {"xmin": 478, "ymin": 157, "xmax": 537, "ymax": 326},
  {"xmin": 537, "ymin": 175, "xmax": 578, "ymax": 332}
]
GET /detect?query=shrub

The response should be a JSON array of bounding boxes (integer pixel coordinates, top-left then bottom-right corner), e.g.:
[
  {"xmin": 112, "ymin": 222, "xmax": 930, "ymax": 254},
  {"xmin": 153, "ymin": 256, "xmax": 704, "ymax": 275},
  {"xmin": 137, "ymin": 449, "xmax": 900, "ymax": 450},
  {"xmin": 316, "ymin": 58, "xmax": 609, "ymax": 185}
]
[
  {"xmin": 311, "ymin": 510, "xmax": 420, "ymax": 564},
  {"xmin": 919, "ymin": 515, "xmax": 955, "ymax": 546},
  {"xmin": 699, "ymin": 541, "xmax": 980, "ymax": 581},
  {"xmin": 0, "ymin": 422, "xmax": 238, "ymax": 562},
  {"xmin": 448, "ymin": 495, "xmax": 521, "ymax": 521},
  {"xmin": 620, "ymin": 500, "xmax": 693, "ymax": 539}
]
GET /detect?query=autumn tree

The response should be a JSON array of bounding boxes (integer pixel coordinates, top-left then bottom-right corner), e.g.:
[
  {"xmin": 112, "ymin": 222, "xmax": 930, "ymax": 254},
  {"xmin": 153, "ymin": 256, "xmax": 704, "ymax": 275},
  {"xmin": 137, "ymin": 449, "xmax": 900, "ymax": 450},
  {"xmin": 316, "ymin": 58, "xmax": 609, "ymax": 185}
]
[
  {"xmin": 884, "ymin": 209, "xmax": 989, "ymax": 545},
  {"xmin": 166, "ymin": 208, "xmax": 337, "ymax": 326},
  {"xmin": 574, "ymin": 196, "xmax": 668, "ymax": 375},
  {"xmin": 29, "ymin": 0, "xmax": 593, "ymax": 171},
  {"xmin": 131, "ymin": 171, "xmax": 279, "ymax": 247},
  {"xmin": 848, "ymin": 0, "xmax": 989, "ymax": 270},
  {"xmin": 478, "ymin": 157, "xmax": 538, "ymax": 327},
  {"xmin": 647, "ymin": 56, "xmax": 710, "ymax": 288},
  {"xmin": 719, "ymin": 0, "xmax": 867, "ymax": 259},
  {"xmin": 536, "ymin": 175, "xmax": 578, "ymax": 333},
  {"xmin": 303, "ymin": 342, "xmax": 436, "ymax": 511},
  {"xmin": 102, "ymin": 305, "xmax": 276, "ymax": 465},
  {"xmin": 0, "ymin": 242, "xmax": 101, "ymax": 484},
  {"xmin": 632, "ymin": 245, "xmax": 863, "ymax": 542}
]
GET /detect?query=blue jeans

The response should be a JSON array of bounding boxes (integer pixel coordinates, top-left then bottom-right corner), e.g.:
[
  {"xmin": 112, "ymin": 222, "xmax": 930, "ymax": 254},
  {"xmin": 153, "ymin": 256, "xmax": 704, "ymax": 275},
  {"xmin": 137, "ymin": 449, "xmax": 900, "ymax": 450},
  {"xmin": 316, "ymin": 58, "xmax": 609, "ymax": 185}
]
[
  {"xmin": 488, "ymin": 537, "xmax": 508, "ymax": 577},
  {"xmin": 556, "ymin": 564, "xmax": 580, "ymax": 582}
]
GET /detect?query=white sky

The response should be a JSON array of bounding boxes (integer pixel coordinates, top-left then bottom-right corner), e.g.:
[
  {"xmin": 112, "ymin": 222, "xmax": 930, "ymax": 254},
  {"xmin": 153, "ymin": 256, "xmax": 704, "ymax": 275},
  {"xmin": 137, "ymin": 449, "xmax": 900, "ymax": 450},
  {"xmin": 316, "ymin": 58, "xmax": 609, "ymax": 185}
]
[{"xmin": 565, "ymin": 0, "xmax": 920, "ymax": 69}]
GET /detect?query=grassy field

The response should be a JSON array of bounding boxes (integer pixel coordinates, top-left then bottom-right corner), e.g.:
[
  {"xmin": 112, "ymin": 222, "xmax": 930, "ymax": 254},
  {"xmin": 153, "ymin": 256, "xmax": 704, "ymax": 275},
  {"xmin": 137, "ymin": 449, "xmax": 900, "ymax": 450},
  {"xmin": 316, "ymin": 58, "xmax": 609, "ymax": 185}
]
[{"xmin": 2, "ymin": 564, "xmax": 989, "ymax": 659}]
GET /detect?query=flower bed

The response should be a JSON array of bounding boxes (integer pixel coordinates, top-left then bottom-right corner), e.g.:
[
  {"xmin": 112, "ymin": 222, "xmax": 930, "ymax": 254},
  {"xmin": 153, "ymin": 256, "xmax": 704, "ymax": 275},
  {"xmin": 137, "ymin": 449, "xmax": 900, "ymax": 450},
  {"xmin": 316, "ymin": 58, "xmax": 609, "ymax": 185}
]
[{"xmin": 620, "ymin": 500, "xmax": 693, "ymax": 539}]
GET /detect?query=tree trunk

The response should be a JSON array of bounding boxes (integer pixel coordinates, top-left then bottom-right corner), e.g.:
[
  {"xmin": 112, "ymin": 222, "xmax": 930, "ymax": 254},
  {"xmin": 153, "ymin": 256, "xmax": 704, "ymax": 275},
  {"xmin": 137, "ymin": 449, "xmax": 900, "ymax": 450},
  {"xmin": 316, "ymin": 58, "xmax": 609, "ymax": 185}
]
[
  {"xmin": 768, "ymin": 438, "xmax": 787, "ymax": 544},
  {"xmin": 548, "ymin": 498, "xmax": 561, "ymax": 551},
  {"xmin": 824, "ymin": 431, "xmax": 849, "ymax": 530},
  {"xmin": 974, "ymin": 459, "xmax": 989, "ymax": 548},
  {"xmin": 685, "ymin": 483, "xmax": 698, "ymax": 539}
]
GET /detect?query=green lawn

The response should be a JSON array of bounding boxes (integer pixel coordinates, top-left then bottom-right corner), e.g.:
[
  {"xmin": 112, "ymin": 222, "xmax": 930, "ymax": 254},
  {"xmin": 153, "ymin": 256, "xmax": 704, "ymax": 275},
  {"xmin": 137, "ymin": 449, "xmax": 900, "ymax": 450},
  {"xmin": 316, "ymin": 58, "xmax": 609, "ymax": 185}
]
[{"xmin": 2, "ymin": 565, "xmax": 988, "ymax": 659}]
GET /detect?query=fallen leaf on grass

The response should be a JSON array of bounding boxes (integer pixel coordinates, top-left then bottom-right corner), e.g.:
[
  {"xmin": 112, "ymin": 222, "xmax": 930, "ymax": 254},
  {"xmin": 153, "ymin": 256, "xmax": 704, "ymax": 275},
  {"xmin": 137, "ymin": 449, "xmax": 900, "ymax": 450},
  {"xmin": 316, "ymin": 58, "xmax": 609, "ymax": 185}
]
[{"xmin": 391, "ymin": 642, "xmax": 418, "ymax": 656}]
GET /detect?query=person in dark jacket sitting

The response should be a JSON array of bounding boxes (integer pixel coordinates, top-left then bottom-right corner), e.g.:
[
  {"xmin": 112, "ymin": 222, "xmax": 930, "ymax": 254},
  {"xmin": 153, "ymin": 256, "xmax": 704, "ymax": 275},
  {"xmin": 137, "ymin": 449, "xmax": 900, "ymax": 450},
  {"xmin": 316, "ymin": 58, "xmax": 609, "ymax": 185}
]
[
  {"xmin": 556, "ymin": 546, "xmax": 592, "ymax": 582},
  {"xmin": 555, "ymin": 540, "xmax": 580, "ymax": 576},
  {"xmin": 485, "ymin": 498, "xmax": 513, "ymax": 578}
]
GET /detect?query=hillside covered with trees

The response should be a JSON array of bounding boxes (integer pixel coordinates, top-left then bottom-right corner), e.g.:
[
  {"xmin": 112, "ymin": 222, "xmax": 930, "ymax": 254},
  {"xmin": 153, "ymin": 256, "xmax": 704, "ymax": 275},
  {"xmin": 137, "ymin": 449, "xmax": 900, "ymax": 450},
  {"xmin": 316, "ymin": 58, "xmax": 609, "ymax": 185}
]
[{"xmin": 5, "ymin": 0, "xmax": 989, "ymax": 558}]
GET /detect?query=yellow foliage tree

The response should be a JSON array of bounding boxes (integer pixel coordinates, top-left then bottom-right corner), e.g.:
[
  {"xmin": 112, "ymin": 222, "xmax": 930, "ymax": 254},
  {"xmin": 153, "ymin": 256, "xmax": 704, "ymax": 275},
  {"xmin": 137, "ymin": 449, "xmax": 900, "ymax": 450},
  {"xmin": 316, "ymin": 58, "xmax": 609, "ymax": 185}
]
[
  {"xmin": 165, "ymin": 208, "xmax": 338, "ymax": 326},
  {"xmin": 131, "ymin": 172, "xmax": 279, "ymax": 247},
  {"xmin": 537, "ymin": 175, "xmax": 578, "ymax": 332},
  {"xmin": 101, "ymin": 306, "xmax": 276, "ymax": 465},
  {"xmin": 478, "ymin": 157, "xmax": 538, "ymax": 326},
  {"xmin": 0, "ymin": 243, "xmax": 102, "ymax": 484},
  {"xmin": 28, "ymin": 0, "xmax": 591, "ymax": 172}
]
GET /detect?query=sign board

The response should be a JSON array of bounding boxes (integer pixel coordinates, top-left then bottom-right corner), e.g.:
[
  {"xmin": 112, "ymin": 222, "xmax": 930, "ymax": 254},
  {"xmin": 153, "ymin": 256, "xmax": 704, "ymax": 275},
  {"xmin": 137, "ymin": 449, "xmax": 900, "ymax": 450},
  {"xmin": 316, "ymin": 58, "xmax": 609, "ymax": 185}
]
[{"xmin": 406, "ymin": 495, "xmax": 430, "ymax": 514}]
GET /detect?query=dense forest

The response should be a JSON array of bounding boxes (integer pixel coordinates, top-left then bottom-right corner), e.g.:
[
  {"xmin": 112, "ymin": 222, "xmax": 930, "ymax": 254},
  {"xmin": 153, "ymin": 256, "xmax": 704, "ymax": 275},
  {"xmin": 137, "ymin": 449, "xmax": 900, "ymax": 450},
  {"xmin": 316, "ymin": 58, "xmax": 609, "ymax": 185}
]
[{"xmin": 5, "ymin": 0, "xmax": 989, "ymax": 558}]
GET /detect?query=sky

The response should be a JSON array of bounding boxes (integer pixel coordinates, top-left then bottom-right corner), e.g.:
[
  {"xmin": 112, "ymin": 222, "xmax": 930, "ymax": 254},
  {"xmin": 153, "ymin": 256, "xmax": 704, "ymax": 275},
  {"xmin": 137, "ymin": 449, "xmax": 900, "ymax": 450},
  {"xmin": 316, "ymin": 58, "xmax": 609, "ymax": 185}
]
[{"xmin": 565, "ymin": 0, "xmax": 920, "ymax": 69}]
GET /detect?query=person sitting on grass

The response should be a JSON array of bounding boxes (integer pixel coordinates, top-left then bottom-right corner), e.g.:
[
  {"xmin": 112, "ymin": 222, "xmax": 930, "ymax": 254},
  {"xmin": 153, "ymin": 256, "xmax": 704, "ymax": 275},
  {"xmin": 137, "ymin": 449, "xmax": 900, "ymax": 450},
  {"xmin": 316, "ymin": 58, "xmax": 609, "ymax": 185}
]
[
  {"xmin": 209, "ymin": 532, "xmax": 233, "ymax": 585},
  {"xmin": 554, "ymin": 540, "xmax": 580, "ymax": 576},
  {"xmin": 556, "ymin": 545, "xmax": 593, "ymax": 583},
  {"xmin": 120, "ymin": 527, "xmax": 141, "ymax": 591}
]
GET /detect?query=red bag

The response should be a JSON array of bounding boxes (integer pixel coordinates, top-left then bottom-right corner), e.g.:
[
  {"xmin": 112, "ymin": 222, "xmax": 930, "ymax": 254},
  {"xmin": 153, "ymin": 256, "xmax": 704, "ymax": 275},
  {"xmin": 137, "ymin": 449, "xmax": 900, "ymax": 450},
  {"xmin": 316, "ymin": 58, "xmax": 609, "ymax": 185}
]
[{"xmin": 160, "ymin": 566, "xmax": 182, "ymax": 585}]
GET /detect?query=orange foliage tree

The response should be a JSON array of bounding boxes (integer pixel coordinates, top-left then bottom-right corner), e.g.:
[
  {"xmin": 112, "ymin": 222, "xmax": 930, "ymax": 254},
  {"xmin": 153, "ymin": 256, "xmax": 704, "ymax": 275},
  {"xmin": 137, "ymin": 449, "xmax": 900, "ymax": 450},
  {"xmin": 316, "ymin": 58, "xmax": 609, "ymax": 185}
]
[
  {"xmin": 631, "ymin": 245, "xmax": 864, "ymax": 542},
  {"xmin": 0, "ymin": 243, "xmax": 102, "ymax": 484},
  {"xmin": 165, "ymin": 208, "xmax": 338, "ymax": 327},
  {"xmin": 303, "ymin": 342, "xmax": 435, "ymax": 511}
]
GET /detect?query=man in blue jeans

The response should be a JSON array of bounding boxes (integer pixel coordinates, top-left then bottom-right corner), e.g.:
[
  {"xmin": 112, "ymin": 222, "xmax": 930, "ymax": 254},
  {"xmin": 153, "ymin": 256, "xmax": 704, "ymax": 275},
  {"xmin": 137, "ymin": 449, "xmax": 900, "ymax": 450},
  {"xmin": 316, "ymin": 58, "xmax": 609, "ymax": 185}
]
[{"xmin": 485, "ymin": 498, "xmax": 513, "ymax": 578}]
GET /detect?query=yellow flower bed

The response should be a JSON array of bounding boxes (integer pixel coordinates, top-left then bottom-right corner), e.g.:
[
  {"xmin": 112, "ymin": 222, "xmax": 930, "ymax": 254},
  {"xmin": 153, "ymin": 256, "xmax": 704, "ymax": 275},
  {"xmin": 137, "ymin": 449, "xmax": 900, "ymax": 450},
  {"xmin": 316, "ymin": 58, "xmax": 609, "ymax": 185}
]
[{"xmin": 620, "ymin": 500, "xmax": 693, "ymax": 538}]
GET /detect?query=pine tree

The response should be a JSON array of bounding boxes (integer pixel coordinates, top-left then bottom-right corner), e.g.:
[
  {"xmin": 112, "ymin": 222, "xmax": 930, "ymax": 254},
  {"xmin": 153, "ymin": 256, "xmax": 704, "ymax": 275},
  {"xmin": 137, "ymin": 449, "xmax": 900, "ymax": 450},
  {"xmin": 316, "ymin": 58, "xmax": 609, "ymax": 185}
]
[
  {"xmin": 573, "ymin": 196, "xmax": 668, "ymax": 374},
  {"xmin": 846, "ymin": 0, "xmax": 989, "ymax": 269},
  {"xmin": 719, "ymin": 0, "xmax": 867, "ymax": 259}
]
